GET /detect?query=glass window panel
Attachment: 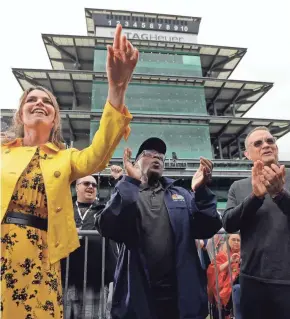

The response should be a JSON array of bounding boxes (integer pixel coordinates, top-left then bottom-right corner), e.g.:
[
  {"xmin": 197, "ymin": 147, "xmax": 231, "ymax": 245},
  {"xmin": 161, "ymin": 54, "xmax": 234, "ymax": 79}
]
[
  {"xmin": 93, "ymin": 50, "xmax": 203, "ymax": 77},
  {"xmin": 91, "ymin": 82, "xmax": 207, "ymax": 115},
  {"xmin": 90, "ymin": 121, "xmax": 212, "ymax": 159}
]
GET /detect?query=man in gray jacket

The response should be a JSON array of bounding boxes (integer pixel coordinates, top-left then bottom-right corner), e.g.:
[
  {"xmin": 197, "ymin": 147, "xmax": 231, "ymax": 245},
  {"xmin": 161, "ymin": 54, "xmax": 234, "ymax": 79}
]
[{"xmin": 222, "ymin": 126, "xmax": 290, "ymax": 319}]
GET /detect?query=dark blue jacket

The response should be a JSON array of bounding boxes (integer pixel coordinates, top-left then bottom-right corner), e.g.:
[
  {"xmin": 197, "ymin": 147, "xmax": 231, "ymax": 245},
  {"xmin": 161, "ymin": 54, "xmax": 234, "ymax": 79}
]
[{"xmin": 95, "ymin": 176, "xmax": 222, "ymax": 319}]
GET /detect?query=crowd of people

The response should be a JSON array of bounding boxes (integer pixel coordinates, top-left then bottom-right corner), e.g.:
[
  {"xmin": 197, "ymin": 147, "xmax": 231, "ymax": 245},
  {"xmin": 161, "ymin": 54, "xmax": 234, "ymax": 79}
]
[{"xmin": 1, "ymin": 24, "xmax": 290, "ymax": 319}]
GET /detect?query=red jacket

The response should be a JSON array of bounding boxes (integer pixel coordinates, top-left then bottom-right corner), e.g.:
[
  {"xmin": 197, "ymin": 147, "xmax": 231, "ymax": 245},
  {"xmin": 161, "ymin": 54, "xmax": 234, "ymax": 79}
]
[{"xmin": 207, "ymin": 251, "xmax": 240, "ymax": 307}]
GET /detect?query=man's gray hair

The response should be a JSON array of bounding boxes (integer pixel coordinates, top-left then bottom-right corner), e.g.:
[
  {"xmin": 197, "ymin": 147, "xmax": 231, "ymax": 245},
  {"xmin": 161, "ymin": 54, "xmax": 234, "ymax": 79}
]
[{"xmin": 244, "ymin": 126, "xmax": 270, "ymax": 149}]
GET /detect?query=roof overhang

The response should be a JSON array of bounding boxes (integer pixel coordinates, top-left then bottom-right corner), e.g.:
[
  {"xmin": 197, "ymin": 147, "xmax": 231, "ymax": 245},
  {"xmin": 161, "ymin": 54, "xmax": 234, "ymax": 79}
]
[
  {"xmin": 42, "ymin": 33, "xmax": 246, "ymax": 80},
  {"xmin": 3, "ymin": 105, "xmax": 289, "ymax": 160},
  {"xmin": 94, "ymin": 158, "xmax": 290, "ymax": 179},
  {"xmin": 12, "ymin": 68, "xmax": 272, "ymax": 117}
]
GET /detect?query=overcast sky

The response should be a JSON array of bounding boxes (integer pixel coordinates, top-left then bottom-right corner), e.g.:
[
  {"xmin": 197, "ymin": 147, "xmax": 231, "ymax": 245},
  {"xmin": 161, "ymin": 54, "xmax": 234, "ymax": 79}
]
[{"xmin": 1, "ymin": 0, "xmax": 289, "ymax": 159}]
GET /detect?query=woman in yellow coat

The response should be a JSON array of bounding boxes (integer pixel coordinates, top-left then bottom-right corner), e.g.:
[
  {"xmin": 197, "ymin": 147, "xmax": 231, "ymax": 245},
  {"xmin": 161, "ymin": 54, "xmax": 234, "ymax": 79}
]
[{"xmin": 1, "ymin": 24, "xmax": 138, "ymax": 319}]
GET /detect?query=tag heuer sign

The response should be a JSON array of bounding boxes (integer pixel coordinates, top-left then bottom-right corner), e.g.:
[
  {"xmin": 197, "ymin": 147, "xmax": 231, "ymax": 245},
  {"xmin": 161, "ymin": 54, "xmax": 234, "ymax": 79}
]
[{"xmin": 95, "ymin": 27, "xmax": 198, "ymax": 44}]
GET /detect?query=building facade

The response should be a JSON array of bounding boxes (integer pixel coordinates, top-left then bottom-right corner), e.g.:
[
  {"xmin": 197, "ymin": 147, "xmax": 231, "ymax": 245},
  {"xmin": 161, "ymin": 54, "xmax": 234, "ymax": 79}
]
[{"xmin": 3, "ymin": 8, "xmax": 290, "ymax": 209}]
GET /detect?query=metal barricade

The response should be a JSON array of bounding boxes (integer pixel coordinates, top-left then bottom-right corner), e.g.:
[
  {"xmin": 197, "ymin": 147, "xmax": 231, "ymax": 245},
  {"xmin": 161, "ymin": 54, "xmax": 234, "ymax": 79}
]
[
  {"xmin": 62, "ymin": 230, "xmax": 109, "ymax": 319},
  {"xmin": 62, "ymin": 230, "xmax": 240, "ymax": 319},
  {"xmin": 196, "ymin": 230, "xmax": 241, "ymax": 319}
]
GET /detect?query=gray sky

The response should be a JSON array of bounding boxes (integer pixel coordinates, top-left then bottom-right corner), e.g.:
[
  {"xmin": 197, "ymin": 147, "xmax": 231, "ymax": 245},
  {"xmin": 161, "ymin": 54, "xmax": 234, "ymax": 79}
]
[{"xmin": 1, "ymin": 0, "xmax": 289, "ymax": 159}]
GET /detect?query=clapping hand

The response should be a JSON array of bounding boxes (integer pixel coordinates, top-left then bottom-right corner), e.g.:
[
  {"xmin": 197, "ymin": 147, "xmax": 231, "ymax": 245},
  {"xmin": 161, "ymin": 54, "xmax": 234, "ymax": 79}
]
[
  {"xmin": 230, "ymin": 253, "xmax": 240, "ymax": 264},
  {"xmin": 107, "ymin": 24, "xmax": 139, "ymax": 109},
  {"xmin": 110, "ymin": 165, "xmax": 124, "ymax": 180},
  {"xmin": 123, "ymin": 148, "xmax": 142, "ymax": 181},
  {"xmin": 252, "ymin": 161, "xmax": 286, "ymax": 198},
  {"xmin": 252, "ymin": 161, "xmax": 267, "ymax": 198},
  {"xmin": 260, "ymin": 163, "xmax": 286, "ymax": 197},
  {"xmin": 191, "ymin": 157, "xmax": 213, "ymax": 191}
]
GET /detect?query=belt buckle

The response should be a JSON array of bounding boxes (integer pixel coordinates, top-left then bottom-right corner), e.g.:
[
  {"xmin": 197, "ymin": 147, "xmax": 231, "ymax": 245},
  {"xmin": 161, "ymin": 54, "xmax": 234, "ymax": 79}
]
[{"xmin": 6, "ymin": 217, "xmax": 12, "ymax": 223}]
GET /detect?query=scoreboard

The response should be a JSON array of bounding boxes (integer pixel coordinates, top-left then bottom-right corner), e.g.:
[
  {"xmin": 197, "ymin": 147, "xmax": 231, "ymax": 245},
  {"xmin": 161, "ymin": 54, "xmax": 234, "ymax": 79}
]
[{"xmin": 92, "ymin": 12, "xmax": 200, "ymax": 34}]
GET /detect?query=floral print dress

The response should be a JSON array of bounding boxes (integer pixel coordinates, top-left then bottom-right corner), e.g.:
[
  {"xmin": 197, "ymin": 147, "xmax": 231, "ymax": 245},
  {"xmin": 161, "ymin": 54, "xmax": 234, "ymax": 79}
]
[{"xmin": 1, "ymin": 148, "xmax": 63, "ymax": 319}]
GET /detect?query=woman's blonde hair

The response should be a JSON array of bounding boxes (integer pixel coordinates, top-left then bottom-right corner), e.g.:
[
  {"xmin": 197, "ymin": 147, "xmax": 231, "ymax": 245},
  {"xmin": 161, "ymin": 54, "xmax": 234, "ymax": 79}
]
[{"xmin": 2, "ymin": 86, "xmax": 65, "ymax": 149}]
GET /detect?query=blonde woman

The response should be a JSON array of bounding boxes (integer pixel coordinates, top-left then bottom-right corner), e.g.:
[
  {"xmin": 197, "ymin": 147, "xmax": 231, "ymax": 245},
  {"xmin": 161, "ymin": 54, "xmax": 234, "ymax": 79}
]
[{"xmin": 1, "ymin": 24, "xmax": 138, "ymax": 319}]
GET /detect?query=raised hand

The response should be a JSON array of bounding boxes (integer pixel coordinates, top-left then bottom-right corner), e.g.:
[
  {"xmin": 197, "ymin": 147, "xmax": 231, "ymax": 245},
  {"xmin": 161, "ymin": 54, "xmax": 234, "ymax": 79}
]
[
  {"xmin": 191, "ymin": 157, "xmax": 213, "ymax": 191},
  {"xmin": 252, "ymin": 161, "xmax": 267, "ymax": 198},
  {"xmin": 110, "ymin": 165, "xmax": 124, "ymax": 180},
  {"xmin": 107, "ymin": 24, "xmax": 139, "ymax": 109},
  {"xmin": 261, "ymin": 164, "xmax": 286, "ymax": 197},
  {"xmin": 230, "ymin": 253, "xmax": 240, "ymax": 264},
  {"xmin": 123, "ymin": 148, "xmax": 142, "ymax": 181}
]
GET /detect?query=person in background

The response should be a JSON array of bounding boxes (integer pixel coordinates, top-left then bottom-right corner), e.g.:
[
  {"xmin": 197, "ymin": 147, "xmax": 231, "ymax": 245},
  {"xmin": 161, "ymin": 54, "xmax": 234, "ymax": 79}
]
[
  {"xmin": 205, "ymin": 234, "xmax": 227, "ymax": 262},
  {"xmin": 222, "ymin": 126, "xmax": 290, "ymax": 319},
  {"xmin": 95, "ymin": 137, "xmax": 222, "ymax": 319},
  {"xmin": 62, "ymin": 175, "xmax": 118, "ymax": 319},
  {"xmin": 207, "ymin": 234, "xmax": 241, "ymax": 319},
  {"xmin": 1, "ymin": 24, "xmax": 138, "ymax": 319}
]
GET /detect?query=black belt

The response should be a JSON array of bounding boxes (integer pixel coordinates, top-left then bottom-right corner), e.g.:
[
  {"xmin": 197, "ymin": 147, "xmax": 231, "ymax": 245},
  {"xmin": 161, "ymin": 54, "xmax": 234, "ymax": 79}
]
[{"xmin": 3, "ymin": 212, "xmax": 48, "ymax": 231}]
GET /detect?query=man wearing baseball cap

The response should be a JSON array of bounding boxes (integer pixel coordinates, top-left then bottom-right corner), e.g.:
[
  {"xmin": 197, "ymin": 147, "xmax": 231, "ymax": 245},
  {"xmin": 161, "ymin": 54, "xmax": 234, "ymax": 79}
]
[{"xmin": 96, "ymin": 137, "xmax": 222, "ymax": 319}]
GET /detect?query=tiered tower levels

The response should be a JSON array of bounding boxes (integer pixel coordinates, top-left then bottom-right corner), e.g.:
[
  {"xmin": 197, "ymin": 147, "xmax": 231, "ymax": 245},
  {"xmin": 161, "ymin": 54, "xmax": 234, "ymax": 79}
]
[{"xmin": 3, "ymin": 8, "xmax": 289, "ymax": 209}]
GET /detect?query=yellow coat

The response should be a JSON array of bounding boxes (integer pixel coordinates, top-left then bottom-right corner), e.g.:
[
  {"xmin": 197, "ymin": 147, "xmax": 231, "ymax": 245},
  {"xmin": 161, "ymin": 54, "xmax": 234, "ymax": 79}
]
[{"xmin": 1, "ymin": 102, "xmax": 132, "ymax": 264}]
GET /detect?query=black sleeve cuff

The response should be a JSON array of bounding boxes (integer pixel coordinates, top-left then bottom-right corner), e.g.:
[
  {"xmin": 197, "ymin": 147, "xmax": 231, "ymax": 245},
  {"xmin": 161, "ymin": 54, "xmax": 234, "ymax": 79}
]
[
  {"xmin": 272, "ymin": 188, "xmax": 288, "ymax": 203},
  {"xmin": 272, "ymin": 188, "xmax": 290, "ymax": 215},
  {"xmin": 121, "ymin": 175, "xmax": 142, "ymax": 187},
  {"xmin": 195, "ymin": 185, "xmax": 212, "ymax": 198},
  {"xmin": 108, "ymin": 175, "xmax": 123, "ymax": 187},
  {"xmin": 241, "ymin": 193, "xmax": 265, "ymax": 218}
]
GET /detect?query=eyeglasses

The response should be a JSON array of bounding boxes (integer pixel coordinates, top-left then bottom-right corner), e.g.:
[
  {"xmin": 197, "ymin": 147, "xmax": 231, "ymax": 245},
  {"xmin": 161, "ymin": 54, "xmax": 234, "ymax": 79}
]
[
  {"xmin": 77, "ymin": 181, "xmax": 97, "ymax": 188},
  {"xmin": 250, "ymin": 137, "xmax": 276, "ymax": 148},
  {"xmin": 139, "ymin": 150, "xmax": 165, "ymax": 162}
]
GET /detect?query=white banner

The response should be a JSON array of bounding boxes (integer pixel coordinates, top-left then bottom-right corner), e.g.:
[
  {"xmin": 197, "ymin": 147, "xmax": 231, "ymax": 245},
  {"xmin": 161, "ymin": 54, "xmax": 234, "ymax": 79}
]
[{"xmin": 95, "ymin": 27, "xmax": 198, "ymax": 44}]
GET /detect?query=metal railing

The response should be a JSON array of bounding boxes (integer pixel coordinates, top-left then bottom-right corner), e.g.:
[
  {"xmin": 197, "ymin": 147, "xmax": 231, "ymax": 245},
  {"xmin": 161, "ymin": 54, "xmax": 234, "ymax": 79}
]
[
  {"xmin": 62, "ymin": 230, "xmax": 240, "ymax": 319},
  {"xmin": 204, "ymin": 230, "xmax": 241, "ymax": 319},
  {"xmin": 62, "ymin": 230, "xmax": 110, "ymax": 319}
]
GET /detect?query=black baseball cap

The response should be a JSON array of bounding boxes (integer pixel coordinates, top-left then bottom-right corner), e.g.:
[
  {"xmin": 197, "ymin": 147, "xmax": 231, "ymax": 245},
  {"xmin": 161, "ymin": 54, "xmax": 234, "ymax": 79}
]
[{"xmin": 135, "ymin": 137, "xmax": 167, "ymax": 161}]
